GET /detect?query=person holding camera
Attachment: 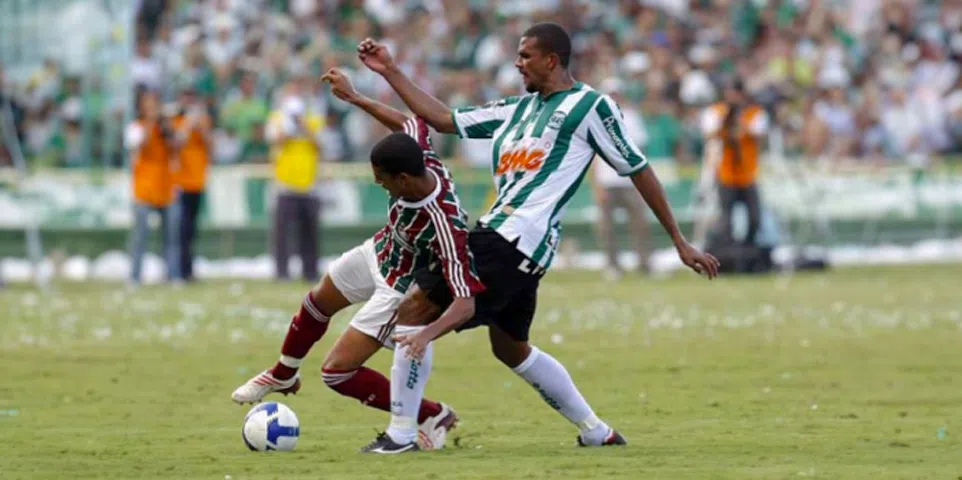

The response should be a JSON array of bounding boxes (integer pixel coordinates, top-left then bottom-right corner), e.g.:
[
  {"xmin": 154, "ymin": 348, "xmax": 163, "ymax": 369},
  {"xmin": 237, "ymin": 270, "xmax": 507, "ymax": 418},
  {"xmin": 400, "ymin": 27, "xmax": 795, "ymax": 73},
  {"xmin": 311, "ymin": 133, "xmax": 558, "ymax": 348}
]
[
  {"xmin": 700, "ymin": 78, "xmax": 768, "ymax": 246},
  {"xmin": 265, "ymin": 77, "xmax": 324, "ymax": 282},
  {"xmin": 171, "ymin": 88, "xmax": 212, "ymax": 282},
  {"xmin": 124, "ymin": 88, "xmax": 181, "ymax": 285}
]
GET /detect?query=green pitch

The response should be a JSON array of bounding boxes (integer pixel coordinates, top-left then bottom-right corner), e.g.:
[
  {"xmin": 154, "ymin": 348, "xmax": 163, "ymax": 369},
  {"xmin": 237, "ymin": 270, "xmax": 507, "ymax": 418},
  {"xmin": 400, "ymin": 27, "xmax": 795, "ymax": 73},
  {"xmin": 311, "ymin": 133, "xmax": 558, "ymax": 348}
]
[{"xmin": 1, "ymin": 265, "xmax": 961, "ymax": 479}]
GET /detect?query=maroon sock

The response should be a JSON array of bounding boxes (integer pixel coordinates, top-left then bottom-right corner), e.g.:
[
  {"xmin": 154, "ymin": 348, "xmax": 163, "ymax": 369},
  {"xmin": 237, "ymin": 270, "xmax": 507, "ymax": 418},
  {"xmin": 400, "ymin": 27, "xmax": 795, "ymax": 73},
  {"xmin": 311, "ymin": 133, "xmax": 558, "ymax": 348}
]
[
  {"xmin": 271, "ymin": 294, "xmax": 329, "ymax": 380},
  {"xmin": 322, "ymin": 367, "xmax": 443, "ymax": 422},
  {"xmin": 417, "ymin": 399, "xmax": 443, "ymax": 424}
]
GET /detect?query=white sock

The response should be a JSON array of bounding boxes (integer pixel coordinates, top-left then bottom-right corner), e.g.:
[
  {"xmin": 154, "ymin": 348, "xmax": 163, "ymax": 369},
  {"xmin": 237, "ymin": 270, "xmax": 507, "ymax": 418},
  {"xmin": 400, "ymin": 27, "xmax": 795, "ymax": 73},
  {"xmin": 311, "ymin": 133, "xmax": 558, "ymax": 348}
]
[
  {"xmin": 277, "ymin": 355, "xmax": 302, "ymax": 369},
  {"xmin": 513, "ymin": 346, "xmax": 612, "ymax": 445},
  {"xmin": 386, "ymin": 325, "xmax": 434, "ymax": 445}
]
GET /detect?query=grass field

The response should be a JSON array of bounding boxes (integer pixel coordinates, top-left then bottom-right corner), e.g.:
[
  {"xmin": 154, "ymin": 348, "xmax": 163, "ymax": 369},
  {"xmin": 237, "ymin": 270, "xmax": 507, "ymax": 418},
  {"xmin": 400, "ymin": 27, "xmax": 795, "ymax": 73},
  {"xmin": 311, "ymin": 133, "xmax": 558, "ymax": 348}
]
[{"xmin": 1, "ymin": 265, "xmax": 961, "ymax": 479}]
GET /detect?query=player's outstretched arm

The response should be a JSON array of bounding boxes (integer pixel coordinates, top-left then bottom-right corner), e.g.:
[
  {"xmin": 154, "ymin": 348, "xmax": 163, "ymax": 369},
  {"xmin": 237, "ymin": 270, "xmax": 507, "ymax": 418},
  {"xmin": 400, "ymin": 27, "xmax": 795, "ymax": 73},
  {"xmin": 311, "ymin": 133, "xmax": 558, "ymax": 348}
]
[
  {"xmin": 356, "ymin": 38, "xmax": 457, "ymax": 134},
  {"xmin": 321, "ymin": 68, "xmax": 409, "ymax": 132},
  {"xmin": 587, "ymin": 94, "xmax": 719, "ymax": 278},
  {"xmin": 631, "ymin": 168, "xmax": 720, "ymax": 279}
]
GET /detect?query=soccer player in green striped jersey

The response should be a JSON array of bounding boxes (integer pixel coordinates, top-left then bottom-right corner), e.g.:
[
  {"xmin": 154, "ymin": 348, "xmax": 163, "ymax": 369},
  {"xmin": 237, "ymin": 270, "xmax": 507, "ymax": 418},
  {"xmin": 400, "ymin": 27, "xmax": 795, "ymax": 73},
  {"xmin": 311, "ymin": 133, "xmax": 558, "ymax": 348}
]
[{"xmin": 358, "ymin": 23, "xmax": 719, "ymax": 447}]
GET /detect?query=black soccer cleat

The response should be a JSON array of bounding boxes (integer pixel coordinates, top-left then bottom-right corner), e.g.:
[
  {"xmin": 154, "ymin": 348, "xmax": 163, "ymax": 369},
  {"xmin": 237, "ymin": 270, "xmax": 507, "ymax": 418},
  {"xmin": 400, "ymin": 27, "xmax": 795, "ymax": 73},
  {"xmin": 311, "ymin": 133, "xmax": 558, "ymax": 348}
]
[
  {"xmin": 360, "ymin": 432, "xmax": 421, "ymax": 454},
  {"xmin": 577, "ymin": 429, "xmax": 627, "ymax": 447}
]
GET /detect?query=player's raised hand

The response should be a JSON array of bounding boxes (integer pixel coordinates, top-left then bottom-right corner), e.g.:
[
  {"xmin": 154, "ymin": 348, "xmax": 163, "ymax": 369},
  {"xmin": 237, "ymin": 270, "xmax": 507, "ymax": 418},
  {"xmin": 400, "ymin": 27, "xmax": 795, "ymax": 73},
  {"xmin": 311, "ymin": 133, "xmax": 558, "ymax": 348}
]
[
  {"xmin": 321, "ymin": 68, "xmax": 359, "ymax": 103},
  {"xmin": 393, "ymin": 330, "xmax": 430, "ymax": 361},
  {"xmin": 357, "ymin": 38, "xmax": 395, "ymax": 74},
  {"xmin": 676, "ymin": 241, "xmax": 721, "ymax": 279}
]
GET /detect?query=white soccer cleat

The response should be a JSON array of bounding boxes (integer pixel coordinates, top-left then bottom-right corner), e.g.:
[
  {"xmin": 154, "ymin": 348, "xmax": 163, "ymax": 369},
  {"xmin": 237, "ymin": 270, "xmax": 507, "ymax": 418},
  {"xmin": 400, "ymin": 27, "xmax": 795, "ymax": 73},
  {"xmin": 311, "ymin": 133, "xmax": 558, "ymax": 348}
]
[
  {"xmin": 417, "ymin": 403, "xmax": 458, "ymax": 450},
  {"xmin": 231, "ymin": 370, "xmax": 301, "ymax": 405}
]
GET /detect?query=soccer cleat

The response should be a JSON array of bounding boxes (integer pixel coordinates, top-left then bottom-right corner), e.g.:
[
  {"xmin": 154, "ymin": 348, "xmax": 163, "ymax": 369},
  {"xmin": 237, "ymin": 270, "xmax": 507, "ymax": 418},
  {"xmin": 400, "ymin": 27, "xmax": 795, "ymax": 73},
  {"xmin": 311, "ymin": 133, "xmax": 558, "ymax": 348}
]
[
  {"xmin": 360, "ymin": 432, "xmax": 420, "ymax": 454},
  {"xmin": 231, "ymin": 370, "xmax": 301, "ymax": 404},
  {"xmin": 417, "ymin": 403, "xmax": 459, "ymax": 450},
  {"xmin": 576, "ymin": 429, "xmax": 627, "ymax": 447}
]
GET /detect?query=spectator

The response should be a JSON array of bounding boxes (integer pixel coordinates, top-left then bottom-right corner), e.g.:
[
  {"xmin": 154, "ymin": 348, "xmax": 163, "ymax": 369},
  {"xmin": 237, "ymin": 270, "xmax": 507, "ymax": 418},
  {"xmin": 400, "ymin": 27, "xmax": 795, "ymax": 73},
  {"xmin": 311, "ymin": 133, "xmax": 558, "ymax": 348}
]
[
  {"xmin": 701, "ymin": 78, "xmax": 768, "ymax": 246},
  {"xmin": 124, "ymin": 89, "xmax": 181, "ymax": 285},
  {"xmin": 172, "ymin": 88, "xmax": 213, "ymax": 282},
  {"xmin": 265, "ymin": 77, "xmax": 324, "ymax": 282},
  {"xmin": 221, "ymin": 73, "xmax": 269, "ymax": 148},
  {"xmin": 132, "ymin": 38, "xmax": 163, "ymax": 91},
  {"xmin": 0, "ymin": 64, "xmax": 26, "ymax": 166},
  {"xmin": 592, "ymin": 78, "xmax": 652, "ymax": 280}
]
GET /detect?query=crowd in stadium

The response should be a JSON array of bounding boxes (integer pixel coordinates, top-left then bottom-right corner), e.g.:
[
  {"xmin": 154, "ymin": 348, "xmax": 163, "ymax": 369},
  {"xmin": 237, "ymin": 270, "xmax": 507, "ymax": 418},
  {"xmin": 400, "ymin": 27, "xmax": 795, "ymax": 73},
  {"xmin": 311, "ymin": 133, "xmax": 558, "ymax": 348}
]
[{"xmin": 2, "ymin": 0, "xmax": 962, "ymax": 168}]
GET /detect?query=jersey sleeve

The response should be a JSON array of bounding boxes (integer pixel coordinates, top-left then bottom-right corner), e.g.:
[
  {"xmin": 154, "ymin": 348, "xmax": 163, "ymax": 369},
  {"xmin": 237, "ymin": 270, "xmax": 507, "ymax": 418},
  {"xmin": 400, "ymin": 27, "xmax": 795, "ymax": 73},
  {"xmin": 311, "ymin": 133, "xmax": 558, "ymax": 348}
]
[
  {"xmin": 585, "ymin": 94, "xmax": 649, "ymax": 176},
  {"xmin": 402, "ymin": 116, "xmax": 438, "ymax": 158},
  {"xmin": 425, "ymin": 200, "xmax": 485, "ymax": 298},
  {"xmin": 450, "ymin": 96, "xmax": 523, "ymax": 139}
]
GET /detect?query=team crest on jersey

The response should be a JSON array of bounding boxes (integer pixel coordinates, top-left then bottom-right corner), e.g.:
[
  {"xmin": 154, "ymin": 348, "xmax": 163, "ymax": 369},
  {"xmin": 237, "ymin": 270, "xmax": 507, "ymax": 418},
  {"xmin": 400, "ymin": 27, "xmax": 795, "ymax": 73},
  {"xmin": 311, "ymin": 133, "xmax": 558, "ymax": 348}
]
[
  {"xmin": 546, "ymin": 111, "xmax": 567, "ymax": 130},
  {"xmin": 392, "ymin": 228, "xmax": 415, "ymax": 251}
]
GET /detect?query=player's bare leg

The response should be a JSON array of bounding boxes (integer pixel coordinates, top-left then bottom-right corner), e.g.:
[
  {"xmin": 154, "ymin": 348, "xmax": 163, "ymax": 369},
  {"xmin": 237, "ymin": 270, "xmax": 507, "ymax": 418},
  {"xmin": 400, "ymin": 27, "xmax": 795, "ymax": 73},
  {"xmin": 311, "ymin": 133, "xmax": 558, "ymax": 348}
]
[
  {"xmin": 231, "ymin": 275, "xmax": 350, "ymax": 404},
  {"xmin": 368, "ymin": 287, "xmax": 458, "ymax": 452},
  {"xmin": 488, "ymin": 326, "xmax": 627, "ymax": 447}
]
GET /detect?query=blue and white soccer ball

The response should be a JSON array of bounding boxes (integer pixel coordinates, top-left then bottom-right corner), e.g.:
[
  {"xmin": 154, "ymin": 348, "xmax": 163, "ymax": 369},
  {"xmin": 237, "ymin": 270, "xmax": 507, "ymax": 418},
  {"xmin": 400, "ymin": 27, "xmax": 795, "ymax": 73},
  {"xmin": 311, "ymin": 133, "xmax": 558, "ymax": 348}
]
[{"xmin": 242, "ymin": 402, "xmax": 300, "ymax": 451}]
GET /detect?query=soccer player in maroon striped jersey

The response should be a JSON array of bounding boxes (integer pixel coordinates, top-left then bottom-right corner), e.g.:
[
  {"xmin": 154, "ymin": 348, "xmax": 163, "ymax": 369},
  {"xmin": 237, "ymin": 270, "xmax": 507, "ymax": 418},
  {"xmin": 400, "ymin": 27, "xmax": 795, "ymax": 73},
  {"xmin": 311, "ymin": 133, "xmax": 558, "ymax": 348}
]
[{"xmin": 232, "ymin": 69, "xmax": 484, "ymax": 452}]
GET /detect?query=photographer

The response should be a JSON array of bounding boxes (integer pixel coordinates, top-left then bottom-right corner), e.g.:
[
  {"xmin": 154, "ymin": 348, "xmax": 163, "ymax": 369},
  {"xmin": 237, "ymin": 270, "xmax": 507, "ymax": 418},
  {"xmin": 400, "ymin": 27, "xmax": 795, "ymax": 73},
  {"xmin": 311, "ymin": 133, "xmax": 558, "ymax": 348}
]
[
  {"xmin": 265, "ymin": 77, "xmax": 324, "ymax": 282},
  {"xmin": 171, "ymin": 88, "xmax": 212, "ymax": 282},
  {"xmin": 700, "ymin": 78, "xmax": 768, "ymax": 246},
  {"xmin": 124, "ymin": 88, "xmax": 181, "ymax": 285}
]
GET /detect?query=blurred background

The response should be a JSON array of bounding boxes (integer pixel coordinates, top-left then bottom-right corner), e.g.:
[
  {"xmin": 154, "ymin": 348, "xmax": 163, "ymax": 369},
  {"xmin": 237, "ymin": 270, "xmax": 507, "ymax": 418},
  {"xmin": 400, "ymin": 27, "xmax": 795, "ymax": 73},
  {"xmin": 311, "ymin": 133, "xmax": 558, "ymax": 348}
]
[{"xmin": 0, "ymin": 0, "xmax": 960, "ymax": 285}]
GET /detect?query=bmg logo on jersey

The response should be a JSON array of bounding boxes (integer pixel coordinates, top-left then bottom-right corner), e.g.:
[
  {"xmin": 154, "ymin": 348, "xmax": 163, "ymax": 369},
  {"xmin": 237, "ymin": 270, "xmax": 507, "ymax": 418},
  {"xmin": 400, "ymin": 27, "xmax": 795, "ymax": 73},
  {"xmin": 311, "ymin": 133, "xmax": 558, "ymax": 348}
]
[
  {"xmin": 496, "ymin": 147, "xmax": 545, "ymax": 175},
  {"xmin": 496, "ymin": 139, "xmax": 552, "ymax": 176}
]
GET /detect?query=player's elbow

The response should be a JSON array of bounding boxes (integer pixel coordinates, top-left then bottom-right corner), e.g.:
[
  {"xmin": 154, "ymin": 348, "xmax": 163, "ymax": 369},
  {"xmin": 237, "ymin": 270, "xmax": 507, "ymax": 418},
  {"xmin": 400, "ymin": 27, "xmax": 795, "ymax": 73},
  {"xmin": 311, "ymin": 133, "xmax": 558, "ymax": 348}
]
[{"xmin": 427, "ymin": 114, "xmax": 458, "ymax": 134}]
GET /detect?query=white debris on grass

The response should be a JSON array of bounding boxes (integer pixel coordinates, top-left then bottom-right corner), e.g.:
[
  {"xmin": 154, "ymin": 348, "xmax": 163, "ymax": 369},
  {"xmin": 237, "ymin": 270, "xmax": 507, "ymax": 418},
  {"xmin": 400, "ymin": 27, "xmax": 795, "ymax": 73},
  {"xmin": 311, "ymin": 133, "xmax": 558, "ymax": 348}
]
[{"xmin": 1, "ymin": 238, "xmax": 961, "ymax": 283}]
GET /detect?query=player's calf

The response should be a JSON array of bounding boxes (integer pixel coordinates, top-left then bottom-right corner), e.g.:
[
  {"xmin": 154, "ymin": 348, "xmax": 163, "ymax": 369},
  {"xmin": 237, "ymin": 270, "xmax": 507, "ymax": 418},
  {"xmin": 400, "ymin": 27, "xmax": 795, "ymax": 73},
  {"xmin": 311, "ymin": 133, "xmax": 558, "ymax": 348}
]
[
  {"xmin": 231, "ymin": 276, "xmax": 348, "ymax": 404},
  {"xmin": 270, "ymin": 276, "xmax": 349, "ymax": 380}
]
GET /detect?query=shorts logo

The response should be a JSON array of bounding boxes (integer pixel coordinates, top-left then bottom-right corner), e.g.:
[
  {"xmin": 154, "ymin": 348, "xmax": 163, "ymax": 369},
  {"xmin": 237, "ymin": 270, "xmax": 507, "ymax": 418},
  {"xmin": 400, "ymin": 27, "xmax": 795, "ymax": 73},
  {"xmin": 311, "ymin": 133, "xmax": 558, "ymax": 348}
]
[
  {"xmin": 546, "ymin": 111, "xmax": 567, "ymax": 130},
  {"xmin": 518, "ymin": 258, "xmax": 546, "ymax": 277}
]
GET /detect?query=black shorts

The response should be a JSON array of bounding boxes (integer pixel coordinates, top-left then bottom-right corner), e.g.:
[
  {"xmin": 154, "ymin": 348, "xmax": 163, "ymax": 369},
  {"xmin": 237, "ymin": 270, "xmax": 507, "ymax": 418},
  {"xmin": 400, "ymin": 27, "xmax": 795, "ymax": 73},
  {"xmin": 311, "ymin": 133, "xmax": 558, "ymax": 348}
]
[{"xmin": 413, "ymin": 225, "xmax": 543, "ymax": 342}]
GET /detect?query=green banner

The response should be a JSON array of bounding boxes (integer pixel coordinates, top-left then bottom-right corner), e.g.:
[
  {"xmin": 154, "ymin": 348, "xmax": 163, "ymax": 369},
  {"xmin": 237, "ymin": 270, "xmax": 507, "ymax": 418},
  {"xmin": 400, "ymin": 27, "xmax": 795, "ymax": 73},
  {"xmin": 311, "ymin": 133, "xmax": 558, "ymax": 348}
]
[{"xmin": 0, "ymin": 163, "xmax": 961, "ymax": 230}]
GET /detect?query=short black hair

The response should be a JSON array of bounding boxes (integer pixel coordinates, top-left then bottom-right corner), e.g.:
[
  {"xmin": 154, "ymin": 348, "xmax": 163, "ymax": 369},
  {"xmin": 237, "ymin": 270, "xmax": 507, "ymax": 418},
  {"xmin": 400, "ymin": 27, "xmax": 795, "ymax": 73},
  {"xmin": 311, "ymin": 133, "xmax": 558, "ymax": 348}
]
[
  {"xmin": 522, "ymin": 22, "xmax": 572, "ymax": 68},
  {"xmin": 370, "ymin": 132, "xmax": 426, "ymax": 176}
]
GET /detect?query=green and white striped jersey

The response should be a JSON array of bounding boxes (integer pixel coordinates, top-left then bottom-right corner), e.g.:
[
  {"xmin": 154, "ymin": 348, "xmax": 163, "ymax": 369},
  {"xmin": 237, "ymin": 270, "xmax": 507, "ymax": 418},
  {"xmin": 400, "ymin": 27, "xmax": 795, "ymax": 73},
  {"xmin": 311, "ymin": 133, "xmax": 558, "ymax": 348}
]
[{"xmin": 451, "ymin": 82, "xmax": 648, "ymax": 269}]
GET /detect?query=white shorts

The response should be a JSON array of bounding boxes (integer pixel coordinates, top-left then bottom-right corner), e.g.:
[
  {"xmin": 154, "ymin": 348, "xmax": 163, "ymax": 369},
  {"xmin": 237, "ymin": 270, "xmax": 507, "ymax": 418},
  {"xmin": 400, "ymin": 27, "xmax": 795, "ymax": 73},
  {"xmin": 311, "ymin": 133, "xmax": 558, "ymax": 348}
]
[{"xmin": 327, "ymin": 239, "xmax": 403, "ymax": 347}]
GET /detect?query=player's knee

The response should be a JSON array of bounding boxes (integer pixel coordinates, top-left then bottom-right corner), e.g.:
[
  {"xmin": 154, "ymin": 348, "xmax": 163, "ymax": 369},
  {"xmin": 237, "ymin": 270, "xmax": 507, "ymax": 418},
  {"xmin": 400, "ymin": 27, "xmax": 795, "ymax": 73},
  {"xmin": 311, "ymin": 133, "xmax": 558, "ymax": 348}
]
[
  {"xmin": 490, "ymin": 339, "xmax": 530, "ymax": 369},
  {"xmin": 320, "ymin": 360, "xmax": 357, "ymax": 392},
  {"xmin": 396, "ymin": 289, "xmax": 440, "ymax": 327}
]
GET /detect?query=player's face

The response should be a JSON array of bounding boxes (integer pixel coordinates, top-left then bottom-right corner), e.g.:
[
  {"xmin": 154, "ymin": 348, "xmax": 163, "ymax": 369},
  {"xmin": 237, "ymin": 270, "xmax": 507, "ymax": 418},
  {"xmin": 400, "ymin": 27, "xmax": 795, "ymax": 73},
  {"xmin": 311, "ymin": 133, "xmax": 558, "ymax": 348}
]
[
  {"xmin": 515, "ymin": 37, "xmax": 549, "ymax": 93},
  {"xmin": 372, "ymin": 164, "xmax": 407, "ymax": 198}
]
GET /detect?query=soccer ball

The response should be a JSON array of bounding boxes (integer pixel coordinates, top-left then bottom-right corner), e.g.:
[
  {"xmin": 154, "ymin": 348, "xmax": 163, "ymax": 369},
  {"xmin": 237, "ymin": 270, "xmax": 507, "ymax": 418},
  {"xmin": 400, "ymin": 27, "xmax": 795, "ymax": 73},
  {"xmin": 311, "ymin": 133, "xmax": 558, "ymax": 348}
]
[{"xmin": 242, "ymin": 402, "xmax": 300, "ymax": 451}]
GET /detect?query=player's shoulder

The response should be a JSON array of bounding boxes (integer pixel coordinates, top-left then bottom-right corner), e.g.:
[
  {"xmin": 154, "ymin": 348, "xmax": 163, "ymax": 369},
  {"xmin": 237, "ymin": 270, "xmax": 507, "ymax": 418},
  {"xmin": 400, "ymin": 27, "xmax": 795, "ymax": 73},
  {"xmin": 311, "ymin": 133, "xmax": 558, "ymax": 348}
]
[{"xmin": 484, "ymin": 94, "xmax": 536, "ymax": 109}]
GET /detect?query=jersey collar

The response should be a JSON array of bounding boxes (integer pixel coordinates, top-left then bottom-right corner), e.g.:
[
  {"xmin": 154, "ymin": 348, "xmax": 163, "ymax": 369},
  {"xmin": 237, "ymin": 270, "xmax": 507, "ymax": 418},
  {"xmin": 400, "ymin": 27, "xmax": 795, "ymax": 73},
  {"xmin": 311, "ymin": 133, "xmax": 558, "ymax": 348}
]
[
  {"xmin": 397, "ymin": 169, "xmax": 442, "ymax": 209},
  {"xmin": 539, "ymin": 81, "xmax": 584, "ymax": 101}
]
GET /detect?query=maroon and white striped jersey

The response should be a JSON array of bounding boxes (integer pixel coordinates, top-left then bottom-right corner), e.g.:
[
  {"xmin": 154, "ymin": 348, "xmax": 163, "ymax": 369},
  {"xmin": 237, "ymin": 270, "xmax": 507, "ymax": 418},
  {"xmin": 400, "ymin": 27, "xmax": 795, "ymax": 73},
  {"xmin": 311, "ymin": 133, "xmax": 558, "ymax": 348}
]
[{"xmin": 372, "ymin": 117, "xmax": 484, "ymax": 298}]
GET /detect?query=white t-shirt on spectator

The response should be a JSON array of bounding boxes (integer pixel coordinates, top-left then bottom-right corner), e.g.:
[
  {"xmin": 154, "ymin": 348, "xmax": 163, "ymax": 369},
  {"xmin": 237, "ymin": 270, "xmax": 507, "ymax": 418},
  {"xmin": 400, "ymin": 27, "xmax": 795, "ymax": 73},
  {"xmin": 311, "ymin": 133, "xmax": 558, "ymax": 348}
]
[
  {"xmin": 131, "ymin": 55, "xmax": 162, "ymax": 90},
  {"xmin": 814, "ymin": 101, "xmax": 856, "ymax": 136},
  {"xmin": 882, "ymin": 101, "xmax": 923, "ymax": 156}
]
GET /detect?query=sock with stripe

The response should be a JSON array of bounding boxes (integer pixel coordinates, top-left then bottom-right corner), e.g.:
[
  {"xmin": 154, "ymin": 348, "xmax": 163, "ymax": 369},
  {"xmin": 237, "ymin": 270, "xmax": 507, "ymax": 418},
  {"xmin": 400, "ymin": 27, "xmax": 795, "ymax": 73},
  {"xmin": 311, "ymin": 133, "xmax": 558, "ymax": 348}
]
[
  {"xmin": 512, "ymin": 346, "xmax": 613, "ymax": 445},
  {"xmin": 322, "ymin": 365, "xmax": 442, "ymax": 423},
  {"xmin": 271, "ymin": 293, "xmax": 330, "ymax": 380},
  {"xmin": 386, "ymin": 325, "xmax": 434, "ymax": 445}
]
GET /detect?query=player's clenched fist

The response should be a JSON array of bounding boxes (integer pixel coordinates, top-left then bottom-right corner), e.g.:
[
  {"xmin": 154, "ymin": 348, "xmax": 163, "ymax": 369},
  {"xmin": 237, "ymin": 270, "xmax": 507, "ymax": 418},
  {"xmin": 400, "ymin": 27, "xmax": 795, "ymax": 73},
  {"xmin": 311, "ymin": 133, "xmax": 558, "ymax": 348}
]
[
  {"xmin": 357, "ymin": 38, "xmax": 396, "ymax": 74},
  {"xmin": 320, "ymin": 68, "xmax": 359, "ymax": 103}
]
